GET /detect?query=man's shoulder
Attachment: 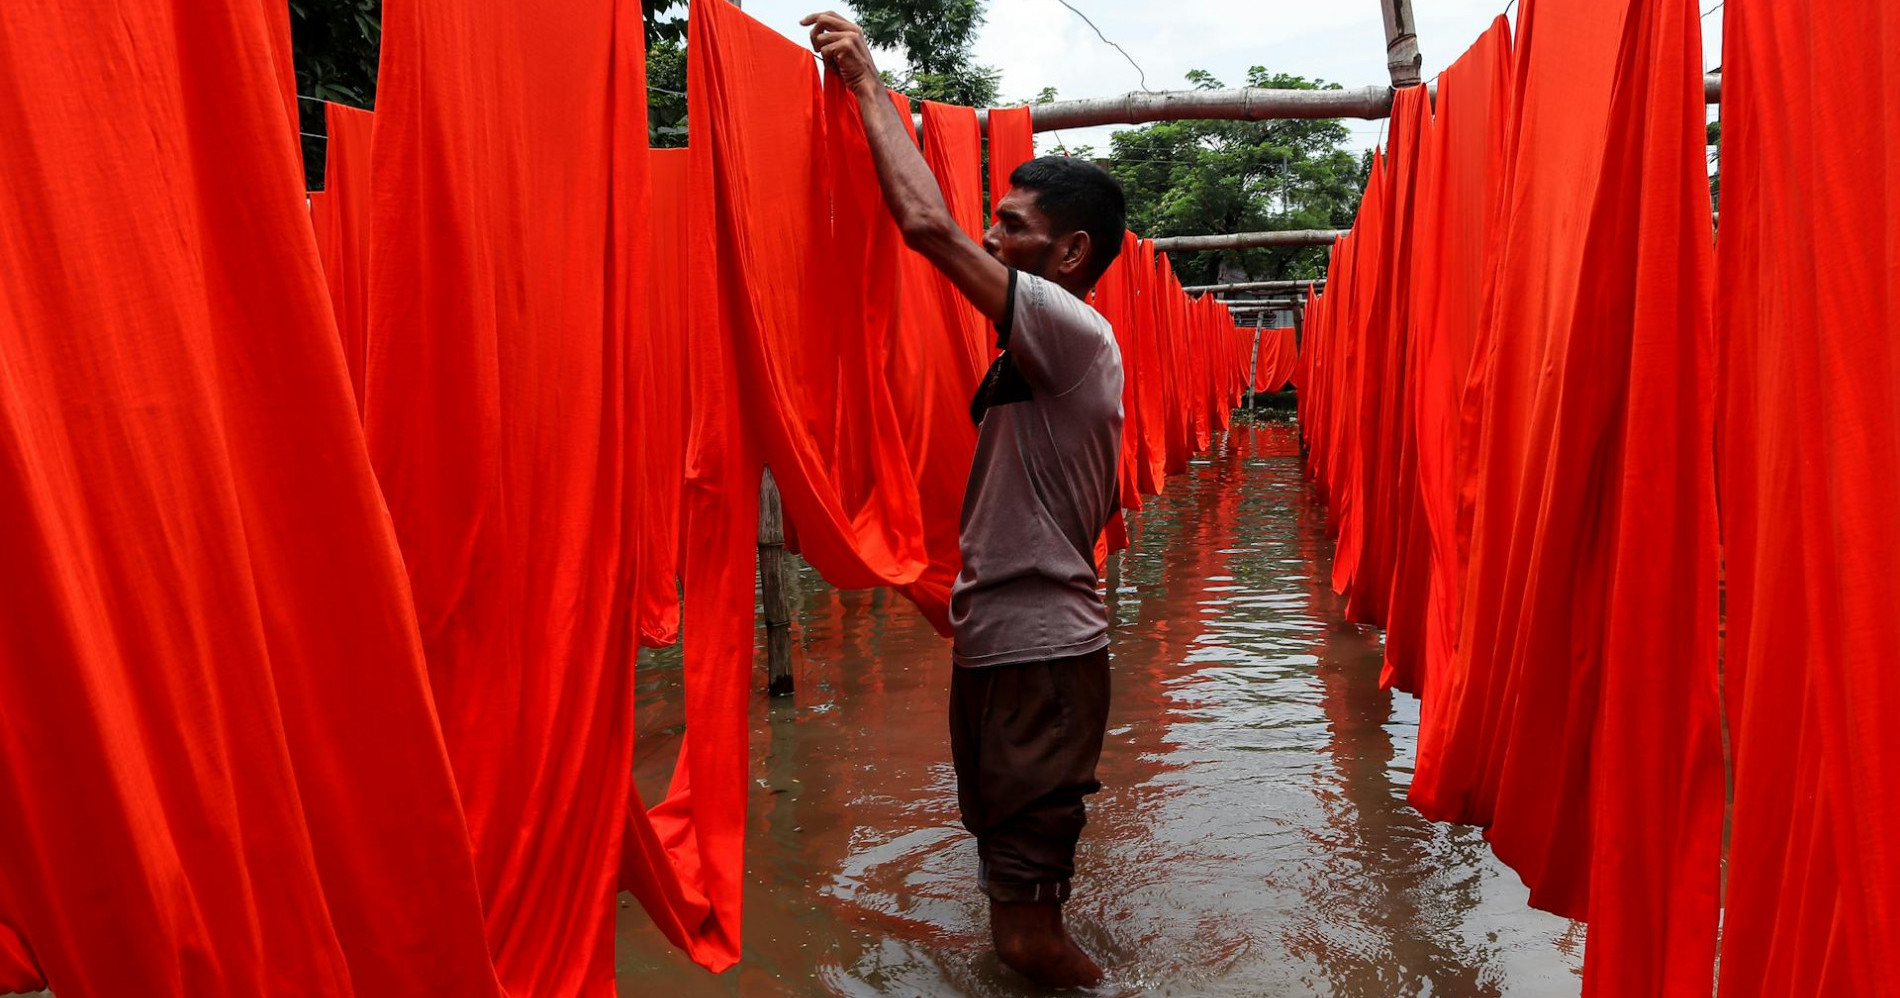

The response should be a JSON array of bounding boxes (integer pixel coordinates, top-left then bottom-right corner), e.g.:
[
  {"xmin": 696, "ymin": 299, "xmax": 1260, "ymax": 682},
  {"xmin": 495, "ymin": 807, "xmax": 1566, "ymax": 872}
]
[{"xmin": 1017, "ymin": 272, "xmax": 1114, "ymax": 340}]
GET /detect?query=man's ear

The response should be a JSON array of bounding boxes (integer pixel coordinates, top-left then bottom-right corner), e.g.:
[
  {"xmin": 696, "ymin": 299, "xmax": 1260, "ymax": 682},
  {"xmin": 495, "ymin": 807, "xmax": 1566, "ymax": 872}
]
[{"xmin": 1057, "ymin": 230, "xmax": 1092, "ymax": 279}]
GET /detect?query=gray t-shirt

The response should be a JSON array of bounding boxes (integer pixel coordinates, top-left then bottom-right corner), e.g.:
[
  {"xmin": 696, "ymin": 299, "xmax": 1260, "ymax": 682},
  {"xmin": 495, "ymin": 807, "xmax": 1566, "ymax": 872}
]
[{"xmin": 949, "ymin": 270, "xmax": 1125, "ymax": 667}]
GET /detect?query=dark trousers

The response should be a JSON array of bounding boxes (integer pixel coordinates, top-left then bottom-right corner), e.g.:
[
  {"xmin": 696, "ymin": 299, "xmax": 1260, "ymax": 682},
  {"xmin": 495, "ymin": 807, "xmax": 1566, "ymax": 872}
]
[{"xmin": 948, "ymin": 647, "xmax": 1111, "ymax": 904}]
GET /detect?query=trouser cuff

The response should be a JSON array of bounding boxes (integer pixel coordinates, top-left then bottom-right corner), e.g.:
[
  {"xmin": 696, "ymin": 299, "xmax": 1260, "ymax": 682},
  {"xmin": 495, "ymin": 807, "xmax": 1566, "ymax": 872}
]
[{"xmin": 978, "ymin": 858, "xmax": 1071, "ymax": 904}]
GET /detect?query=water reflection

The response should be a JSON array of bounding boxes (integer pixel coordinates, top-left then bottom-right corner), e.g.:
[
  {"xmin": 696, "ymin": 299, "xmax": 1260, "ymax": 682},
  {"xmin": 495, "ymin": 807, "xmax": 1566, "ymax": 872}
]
[{"xmin": 617, "ymin": 420, "xmax": 1583, "ymax": 996}]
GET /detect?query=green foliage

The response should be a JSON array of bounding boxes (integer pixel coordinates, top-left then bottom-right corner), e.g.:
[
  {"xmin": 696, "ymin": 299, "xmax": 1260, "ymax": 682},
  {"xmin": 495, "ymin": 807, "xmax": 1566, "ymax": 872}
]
[
  {"xmin": 645, "ymin": 0, "xmax": 996, "ymax": 145},
  {"xmin": 1103, "ymin": 68, "xmax": 1364, "ymax": 286},
  {"xmin": 855, "ymin": 0, "xmax": 999, "ymax": 106},
  {"xmin": 290, "ymin": 0, "xmax": 381, "ymax": 187},
  {"xmin": 290, "ymin": 0, "xmax": 997, "ymax": 159}
]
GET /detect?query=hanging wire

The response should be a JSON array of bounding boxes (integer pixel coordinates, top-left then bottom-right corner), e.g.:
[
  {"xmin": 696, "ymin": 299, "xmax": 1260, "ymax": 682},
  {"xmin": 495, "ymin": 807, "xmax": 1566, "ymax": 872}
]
[{"xmin": 1049, "ymin": 0, "xmax": 1155, "ymax": 93}]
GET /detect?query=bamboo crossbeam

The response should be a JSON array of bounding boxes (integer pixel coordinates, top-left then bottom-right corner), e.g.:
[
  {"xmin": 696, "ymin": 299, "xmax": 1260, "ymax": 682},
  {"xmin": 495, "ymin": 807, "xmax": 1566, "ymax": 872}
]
[
  {"xmin": 1217, "ymin": 298, "xmax": 1299, "ymax": 307},
  {"xmin": 1152, "ymin": 230, "xmax": 1347, "ymax": 252},
  {"xmin": 951, "ymin": 74, "xmax": 1720, "ymax": 133},
  {"xmin": 1183, "ymin": 279, "xmax": 1326, "ymax": 294}
]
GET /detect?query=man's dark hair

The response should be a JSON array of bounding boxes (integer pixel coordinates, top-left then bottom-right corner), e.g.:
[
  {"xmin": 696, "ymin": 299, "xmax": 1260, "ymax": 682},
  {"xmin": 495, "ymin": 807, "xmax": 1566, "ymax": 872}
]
[{"xmin": 1008, "ymin": 156, "xmax": 1127, "ymax": 285}]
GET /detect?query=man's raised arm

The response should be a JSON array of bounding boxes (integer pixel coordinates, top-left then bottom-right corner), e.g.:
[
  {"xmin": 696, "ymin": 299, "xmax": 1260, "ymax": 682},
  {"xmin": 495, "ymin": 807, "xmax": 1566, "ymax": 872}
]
[{"xmin": 802, "ymin": 11, "xmax": 1011, "ymax": 324}]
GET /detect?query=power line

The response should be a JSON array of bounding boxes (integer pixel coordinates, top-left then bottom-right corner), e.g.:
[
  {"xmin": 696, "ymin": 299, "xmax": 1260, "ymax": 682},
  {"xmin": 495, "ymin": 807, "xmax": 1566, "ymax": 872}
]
[
  {"xmin": 1701, "ymin": 1, "xmax": 1723, "ymax": 17},
  {"xmin": 1048, "ymin": 0, "xmax": 1155, "ymax": 93}
]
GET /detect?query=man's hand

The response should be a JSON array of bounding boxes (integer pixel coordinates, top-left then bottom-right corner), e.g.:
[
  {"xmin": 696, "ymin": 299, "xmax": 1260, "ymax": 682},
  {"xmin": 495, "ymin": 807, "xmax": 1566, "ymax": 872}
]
[{"xmin": 801, "ymin": 12, "xmax": 881, "ymax": 98}]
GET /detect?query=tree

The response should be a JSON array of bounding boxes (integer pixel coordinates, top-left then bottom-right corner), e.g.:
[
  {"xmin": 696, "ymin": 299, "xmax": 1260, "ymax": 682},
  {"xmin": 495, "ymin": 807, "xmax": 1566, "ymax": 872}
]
[
  {"xmin": 291, "ymin": 0, "xmax": 381, "ymax": 186},
  {"xmin": 644, "ymin": 0, "xmax": 999, "ymax": 146},
  {"xmin": 646, "ymin": 0, "xmax": 689, "ymax": 147},
  {"xmin": 856, "ymin": 0, "xmax": 998, "ymax": 107},
  {"xmin": 292, "ymin": 0, "xmax": 997, "ymax": 161},
  {"xmin": 1103, "ymin": 68, "xmax": 1365, "ymax": 286}
]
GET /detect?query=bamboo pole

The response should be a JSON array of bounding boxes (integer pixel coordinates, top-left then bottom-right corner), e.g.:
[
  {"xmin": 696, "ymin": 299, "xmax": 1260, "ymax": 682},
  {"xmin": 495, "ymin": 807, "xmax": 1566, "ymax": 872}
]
[
  {"xmin": 1218, "ymin": 298, "xmax": 1299, "ymax": 308},
  {"xmin": 758, "ymin": 468, "xmax": 793, "ymax": 697},
  {"xmin": 1153, "ymin": 230, "xmax": 1347, "ymax": 252},
  {"xmin": 947, "ymin": 75, "xmax": 1720, "ymax": 134},
  {"xmin": 1381, "ymin": 0, "xmax": 1423, "ymax": 89},
  {"xmin": 1183, "ymin": 279, "xmax": 1325, "ymax": 294}
]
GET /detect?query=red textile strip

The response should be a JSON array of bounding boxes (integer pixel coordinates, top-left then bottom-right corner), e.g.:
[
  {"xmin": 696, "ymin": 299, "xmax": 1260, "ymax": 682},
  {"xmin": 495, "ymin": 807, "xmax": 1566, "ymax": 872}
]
[
  {"xmin": 0, "ymin": 1, "xmax": 499, "ymax": 994},
  {"xmin": 366, "ymin": 0, "xmax": 649, "ymax": 990},
  {"xmin": 986, "ymin": 105, "xmax": 1035, "ymax": 214},
  {"xmin": 1300, "ymin": 1, "xmax": 1723, "ymax": 992},
  {"xmin": 309, "ymin": 102, "xmax": 375, "ymax": 415},
  {"xmin": 1717, "ymin": 0, "xmax": 1900, "ymax": 991}
]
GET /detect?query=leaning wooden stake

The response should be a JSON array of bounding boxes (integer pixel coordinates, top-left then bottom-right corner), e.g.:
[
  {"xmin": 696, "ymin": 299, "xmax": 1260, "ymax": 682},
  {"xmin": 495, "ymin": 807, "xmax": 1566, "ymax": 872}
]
[
  {"xmin": 1380, "ymin": 0, "xmax": 1424, "ymax": 89},
  {"xmin": 758, "ymin": 468, "xmax": 793, "ymax": 696}
]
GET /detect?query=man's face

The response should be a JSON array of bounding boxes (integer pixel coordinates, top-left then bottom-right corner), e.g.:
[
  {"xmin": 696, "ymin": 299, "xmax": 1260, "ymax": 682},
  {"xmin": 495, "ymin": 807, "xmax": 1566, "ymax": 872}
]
[{"xmin": 984, "ymin": 187, "xmax": 1066, "ymax": 281}]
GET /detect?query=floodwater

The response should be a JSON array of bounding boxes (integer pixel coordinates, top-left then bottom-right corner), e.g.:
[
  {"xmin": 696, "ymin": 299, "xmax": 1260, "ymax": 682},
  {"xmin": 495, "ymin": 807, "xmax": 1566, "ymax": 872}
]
[{"xmin": 617, "ymin": 419, "xmax": 1585, "ymax": 997}]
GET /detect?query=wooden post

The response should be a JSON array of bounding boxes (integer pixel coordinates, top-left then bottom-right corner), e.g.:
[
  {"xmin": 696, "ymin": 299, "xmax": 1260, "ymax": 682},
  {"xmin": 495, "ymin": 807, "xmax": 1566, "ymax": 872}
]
[
  {"xmin": 1380, "ymin": 0, "xmax": 1424, "ymax": 89},
  {"xmin": 758, "ymin": 468, "xmax": 793, "ymax": 696}
]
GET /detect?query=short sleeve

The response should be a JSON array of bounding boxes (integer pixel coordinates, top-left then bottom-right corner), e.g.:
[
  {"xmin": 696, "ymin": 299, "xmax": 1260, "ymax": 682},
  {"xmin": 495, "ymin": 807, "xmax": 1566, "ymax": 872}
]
[{"xmin": 1005, "ymin": 272, "xmax": 1113, "ymax": 395}]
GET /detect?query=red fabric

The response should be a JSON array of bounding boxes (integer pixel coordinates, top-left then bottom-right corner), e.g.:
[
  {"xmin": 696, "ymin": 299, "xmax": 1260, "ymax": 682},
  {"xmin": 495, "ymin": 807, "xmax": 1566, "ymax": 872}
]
[
  {"xmin": 1717, "ymin": 0, "xmax": 1900, "ymax": 992},
  {"xmin": 1254, "ymin": 327, "xmax": 1297, "ymax": 393},
  {"xmin": 0, "ymin": 1, "xmax": 500, "ymax": 994},
  {"xmin": 1300, "ymin": 1, "xmax": 1723, "ymax": 992},
  {"xmin": 1091, "ymin": 231, "xmax": 1146, "ymax": 510},
  {"xmin": 625, "ymin": 2, "xmax": 933, "ymax": 970},
  {"xmin": 872, "ymin": 94, "xmax": 988, "ymax": 630},
  {"xmin": 309, "ymin": 101, "xmax": 375, "ymax": 415},
  {"xmin": 635, "ymin": 149, "xmax": 691, "ymax": 649},
  {"xmin": 1128, "ymin": 239, "xmax": 1169, "ymax": 495},
  {"xmin": 986, "ymin": 105, "xmax": 1034, "ymax": 213},
  {"xmin": 365, "ymin": 0, "xmax": 650, "ymax": 990},
  {"xmin": 1403, "ymin": 19, "xmax": 1513, "ymax": 750},
  {"xmin": 920, "ymin": 101, "xmax": 993, "ymax": 376},
  {"xmin": 1372, "ymin": 86, "xmax": 1434, "ymax": 691}
]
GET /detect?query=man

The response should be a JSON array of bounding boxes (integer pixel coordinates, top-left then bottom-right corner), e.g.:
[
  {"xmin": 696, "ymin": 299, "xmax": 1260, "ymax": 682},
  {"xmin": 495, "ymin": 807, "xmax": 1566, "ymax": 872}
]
[{"xmin": 803, "ymin": 12, "xmax": 1127, "ymax": 989}]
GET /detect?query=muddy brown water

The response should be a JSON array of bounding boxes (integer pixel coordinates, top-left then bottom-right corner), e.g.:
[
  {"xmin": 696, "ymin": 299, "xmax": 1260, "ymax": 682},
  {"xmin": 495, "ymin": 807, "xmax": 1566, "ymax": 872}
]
[{"xmin": 617, "ymin": 419, "xmax": 1584, "ymax": 997}]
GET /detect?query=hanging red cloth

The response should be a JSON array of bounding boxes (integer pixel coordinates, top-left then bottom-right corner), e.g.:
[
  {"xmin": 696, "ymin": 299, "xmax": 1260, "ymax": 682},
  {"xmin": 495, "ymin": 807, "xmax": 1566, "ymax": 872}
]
[
  {"xmin": 634, "ymin": 149, "xmax": 692, "ymax": 649},
  {"xmin": 1303, "ymin": 2, "xmax": 1721, "ymax": 991},
  {"xmin": 985, "ymin": 104, "xmax": 1035, "ymax": 214},
  {"xmin": 1129, "ymin": 239, "xmax": 1169, "ymax": 496},
  {"xmin": 1717, "ymin": 0, "xmax": 1900, "ymax": 992},
  {"xmin": 626, "ymin": 2, "xmax": 934, "ymax": 971},
  {"xmin": 365, "ymin": 0, "xmax": 652, "ymax": 990},
  {"xmin": 920, "ymin": 100, "xmax": 994, "ymax": 376},
  {"xmin": 308, "ymin": 101, "xmax": 375, "ymax": 415},
  {"xmin": 1411, "ymin": 0, "xmax": 1722, "ymax": 991},
  {"xmin": 829, "ymin": 83, "xmax": 979, "ymax": 633},
  {"xmin": 1403, "ymin": 19, "xmax": 1513, "ymax": 753},
  {"xmin": 1091, "ymin": 231, "xmax": 1146, "ymax": 512},
  {"xmin": 0, "ymin": 1, "xmax": 501, "ymax": 994},
  {"xmin": 1373, "ymin": 85, "xmax": 1435, "ymax": 692}
]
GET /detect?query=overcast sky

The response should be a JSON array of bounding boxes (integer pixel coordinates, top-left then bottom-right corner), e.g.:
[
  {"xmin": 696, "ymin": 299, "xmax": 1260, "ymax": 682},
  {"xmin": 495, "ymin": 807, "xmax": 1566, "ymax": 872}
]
[{"xmin": 731, "ymin": 0, "xmax": 1724, "ymax": 155}]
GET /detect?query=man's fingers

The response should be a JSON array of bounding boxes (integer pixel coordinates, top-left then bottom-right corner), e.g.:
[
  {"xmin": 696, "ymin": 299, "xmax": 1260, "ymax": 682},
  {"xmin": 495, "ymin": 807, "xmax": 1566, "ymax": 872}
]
[
  {"xmin": 804, "ymin": 12, "xmax": 865, "ymax": 61},
  {"xmin": 801, "ymin": 11, "xmax": 852, "ymax": 31},
  {"xmin": 818, "ymin": 39, "xmax": 861, "ymax": 67}
]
